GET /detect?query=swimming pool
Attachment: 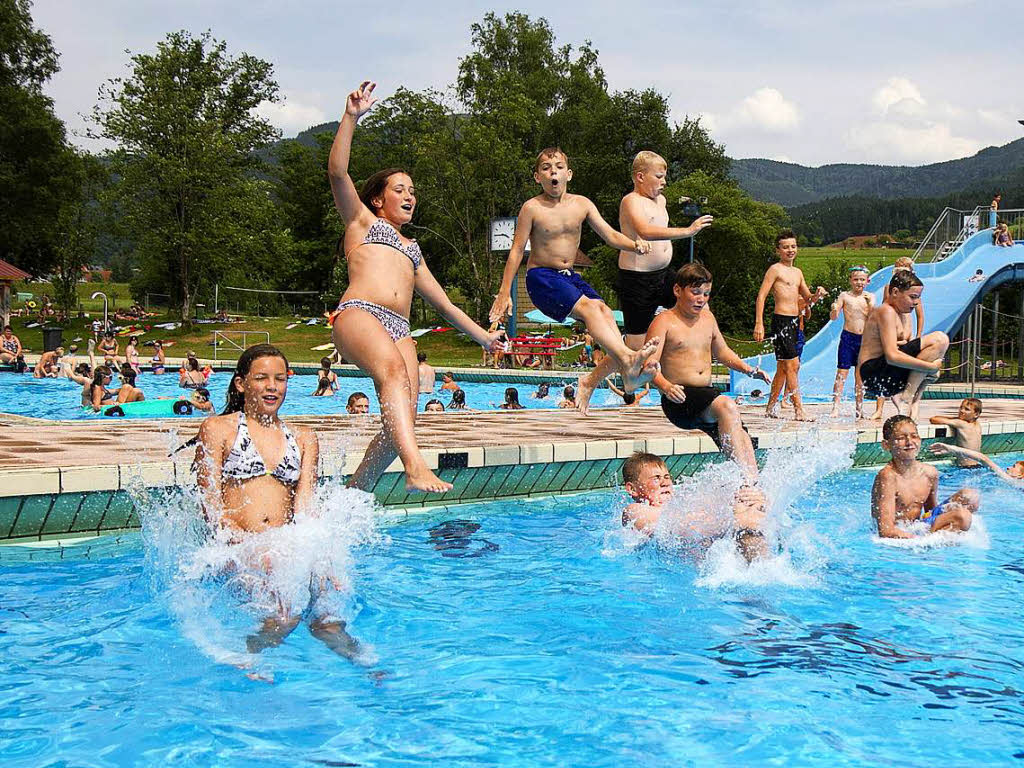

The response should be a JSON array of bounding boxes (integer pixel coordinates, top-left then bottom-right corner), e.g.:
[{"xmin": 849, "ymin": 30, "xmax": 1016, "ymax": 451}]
[
  {"xmin": 3, "ymin": 446, "xmax": 1023, "ymax": 765},
  {"xmin": 0, "ymin": 371, "xmax": 661, "ymax": 420}
]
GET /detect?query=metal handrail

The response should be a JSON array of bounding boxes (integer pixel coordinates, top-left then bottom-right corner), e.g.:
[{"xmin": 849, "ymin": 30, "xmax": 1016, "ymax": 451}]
[{"xmin": 212, "ymin": 330, "xmax": 271, "ymax": 361}]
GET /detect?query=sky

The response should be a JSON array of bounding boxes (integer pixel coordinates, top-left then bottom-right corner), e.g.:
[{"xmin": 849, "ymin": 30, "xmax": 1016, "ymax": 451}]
[{"xmin": 32, "ymin": 0, "xmax": 1024, "ymax": 167}]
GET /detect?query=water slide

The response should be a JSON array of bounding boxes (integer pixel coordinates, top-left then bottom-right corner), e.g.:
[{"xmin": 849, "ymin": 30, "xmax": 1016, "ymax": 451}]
[{"xmin": 730, "ymin": 231, "xmax": 1024, "ymax": 397}]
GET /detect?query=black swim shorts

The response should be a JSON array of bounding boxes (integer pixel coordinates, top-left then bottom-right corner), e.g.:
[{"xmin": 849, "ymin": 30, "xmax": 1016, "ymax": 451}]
[
  {"xmin": 661, "ymin": 385, "xmax": 724, "ymax": 441},
  {"xmin": 860, "ymin": 338, "xmax": 923, "ymax": 397},
  {"xmin": 617, "ymin": 266, "xmax": 676, "ymax": 336},
  {"xmin": 771, "ymin": 314, "xmax": 800, "ymax": 361}
]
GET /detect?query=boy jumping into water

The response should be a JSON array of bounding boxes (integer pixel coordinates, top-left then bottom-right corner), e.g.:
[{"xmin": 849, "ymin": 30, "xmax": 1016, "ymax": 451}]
[
  {"xmin": 646, "ymin": 263, "xmax": 771, "ymax": 481},
  {"xmin": 490, "ymin": 148, "xmax": 658, "ymax": 414},
  {"xmin": 621, "ymin": 452, "xmax": 768, "ymax": 561},
  {"xmin": 754, "ymin": 231, "xmax": 827, "ymax": 421},
  {"xmin": 617, "ymin": 151, "xmax": 713, "ymax": 350},
  {"xmin": 829, "ymin": 266, "xmax": 874, "ymax": 418},
  {"xmin": 929, "ymin": 398, "xmax": 983, "ymax": 468},
  {"xmin": 857, "ymin": 271, "xmax": 948, "ymax": 419},
  {"xmin": 871, "ymin": 415, "xmax": 978, "ymax": 538}
]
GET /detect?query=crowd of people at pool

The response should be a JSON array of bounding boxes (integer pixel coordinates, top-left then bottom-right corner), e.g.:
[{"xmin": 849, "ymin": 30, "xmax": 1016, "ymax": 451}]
[{"xmin": 7, "ymin": 80, "xmax": 1022, "ymax": 664}]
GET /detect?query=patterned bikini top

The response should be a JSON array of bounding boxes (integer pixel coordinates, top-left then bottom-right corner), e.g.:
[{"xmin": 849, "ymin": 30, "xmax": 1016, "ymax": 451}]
[
  {"xmin": 363, "ymin": 218, "xmax": 421, "ymax": 270},
  {"xmin": 1, "ymin": 337, "xmax": 17, "ymax": 354},
  {"xmin": 222, "ymin": 412, "xmax": 302, "ymax": 486}
]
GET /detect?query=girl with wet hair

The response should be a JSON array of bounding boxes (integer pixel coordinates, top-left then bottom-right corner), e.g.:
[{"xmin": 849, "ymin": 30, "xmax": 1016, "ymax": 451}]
[
  {"xmin": 327, "ymin": 80, "xmax": 504, "ymax": 495},
  {"xmin": 448, "ymin": 388, "xmax": 467, "ymax": 410},
  {"xmin": 83, "ymin": 365, "xmax": 115, "ymax": 411},
  {"xmin": 500, "ymin": 387, "xmax": 525, "ymax": 410}
]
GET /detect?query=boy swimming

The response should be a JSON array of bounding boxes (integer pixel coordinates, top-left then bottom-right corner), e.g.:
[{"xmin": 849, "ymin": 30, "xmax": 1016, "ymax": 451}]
[
  {"xmin": 617, "ymin": 150, "xmax": 713, "ymax": 350},
  {"xmin": 621, "ymin": 452, "xmax": 767, "ymax": 561},
  {"xmin": 829, "ymin": 266, "xmax": 874, "ymax": 417},
  {"xmin": 871, "ymin": 415, "xmax": 977, "ymax": 539},
  {"xmin": 930, "ymin": 443, "xmax": 1024, "ymax": 488},
  {"xmin": 929, "ymin": 398, "xmax": 983, "ymax": 468},
  {"xmin": 490, "ymin": 147, "xmax": 658, "ymax": 414},
  {"xmin": 645, "ymin": 263, "xmax": 770, "ymax": 481},
  {"xmin": 753, "ymin": 231, "xmax": 827, "ymax": 421},
  {"xmin": 858, "ymin": 271, "xmax": 948, "ymax": 419}
]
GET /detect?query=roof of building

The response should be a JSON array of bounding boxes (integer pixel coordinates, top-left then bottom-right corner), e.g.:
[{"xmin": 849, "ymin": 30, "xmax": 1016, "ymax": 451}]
[{"xmin": 0, "ymin": 259, "xmax": 31, "ymax": 281}]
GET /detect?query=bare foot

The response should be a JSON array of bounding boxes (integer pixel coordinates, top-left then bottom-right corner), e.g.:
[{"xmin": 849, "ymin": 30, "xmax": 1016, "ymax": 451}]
[
  {"xmin": 889, "ymin": 394, "xmax": 908, "ymax": 416},
  {"xmin": 575, "ymin": 374, "xmax": 598, "ymax": 415},
  {"xmin": 765, "ymin": 405, "xmax": 782, "ymax": 419},
  {"xmin": 621, "ymin": 337, "xmax": 660, "ymax": 393},
  {"xmin": 794, "ymin": 411, "xmax": 816, "ymax": 422},
  {"xmin": 406, "ymin": 467, "xmax": 453, "ymax": 493},
  {"xmin": 829, "ymin": 406, "xmax": 841, "ymax": 419}
]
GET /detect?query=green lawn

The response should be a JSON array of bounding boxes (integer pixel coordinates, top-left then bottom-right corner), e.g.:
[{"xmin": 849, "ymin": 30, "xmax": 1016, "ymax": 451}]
[{"xmin": 794, "ymin": 247, "xmax": 915, "ymax": 284}]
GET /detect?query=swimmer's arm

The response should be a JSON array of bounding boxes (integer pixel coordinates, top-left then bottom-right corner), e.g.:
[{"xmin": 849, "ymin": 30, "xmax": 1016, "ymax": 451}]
[
  {"xmin": 879, "ymin": 308, "xmax": 939, "ymax": 372},
  {"xmin": 327, "ymin": 87, "xmax": 378, "ymax": 228},
  {"xmin": 872, "ymin": 470, "xmax": 913, "ymax": 538},
  {"xmin": 930, "ymin": 443, "xmax": 1017, "ymax": 485},
  {"xmin": 584, "ymin": 198, "xmax": 645, "ymax": 252},
  {"xmin": 490, "ymin": 204, "xmax": 534, "ymax": 323},
  {"xmin": 194, "ymin": 420, "xmax": 226, "ymax": 527},
  {"xmin": 624, "ymin": 502, "xmax": 659, "ymax": 533},
  {"xmin": 928, "ymin": 415, "xmax": 966, "ymax": 432},
  {"xmin": 416, "ymin": 261, "xmax": 497, "ymax": 348},
  {"xmin": 620, "ymin": 195, "xmax": 709, "ymax": 240},
  {"xmin": 915, "ymin": 302, "xmax": 925, "ymax": 337},
  {"xmin": 293, "ymin": 429, "xmax": 319, "ymax": 516},
  {"xmin": 753, "ymin": 266, "xmax": 777, "ymax": 338},
  {"xmin": 605, "ymin": 378, "xmax": 624, "ymax": 396}
]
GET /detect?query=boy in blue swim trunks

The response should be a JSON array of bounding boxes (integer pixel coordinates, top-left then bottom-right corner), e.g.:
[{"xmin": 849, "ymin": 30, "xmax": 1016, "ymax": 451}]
[
  {"xmin": 871, "ymin": 415, "xmax": 978, "ymax": 539},
  {"xmin": 829, "ymin": 266, "xmax": 874, "ymax": 418},
  {"xmin": 490, "ymin": 148, "xmax": 658, "ymax": 414}
]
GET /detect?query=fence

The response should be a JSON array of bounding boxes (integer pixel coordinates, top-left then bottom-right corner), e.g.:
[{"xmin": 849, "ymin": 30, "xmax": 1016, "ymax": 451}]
[
  {"xmin": 212, "ymin": 330, "xmax": 271, "ymax": 361},
  {"xmin": 942, "ymin": 288, "xmax": 1024, "ymax": 390}
]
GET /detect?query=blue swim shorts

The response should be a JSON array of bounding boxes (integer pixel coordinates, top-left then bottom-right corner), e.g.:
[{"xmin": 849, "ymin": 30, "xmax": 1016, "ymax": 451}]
[
  {"xmin": 837, "ymin": 329, "xmax": 862, "ymax": 370},
  {"xmin": 795, "ymin": 328, "xmax": 806, "ymax": 360},
  {"xmin": 919, "ymin": 496, "xmax": 953, "ymax": 527},
  {"xmin": 525, "ymin": 268, "xmax": 602, "ymax": 323}
]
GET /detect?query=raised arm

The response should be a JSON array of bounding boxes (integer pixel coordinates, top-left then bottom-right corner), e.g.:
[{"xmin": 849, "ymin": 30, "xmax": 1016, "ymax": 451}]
[
  {"xmin": 328, "ymin": 81, "xmax": 379, "ymax": 228},
  {"xmin": 416, "ymin": 260, "xmax": 502, "ymax": 352},
  {"xmin": 585, "ymin": 198, "xmax": 649, "ymax": 253},
  {"xmin": 871, "ymin": 470, "xmax": 913, "ymax": 538},
  {"xmin": 489, "ymin": 204, "xmax": 534, "ymax": 323},
  {"xmin": 620, "ymin": 195, "xmax": 712, "ymax": 241}
]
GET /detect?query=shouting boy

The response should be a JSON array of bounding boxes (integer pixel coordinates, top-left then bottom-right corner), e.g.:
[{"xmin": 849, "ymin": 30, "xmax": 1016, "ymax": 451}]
[
  {"xmin": 490, "ymin": 148, "xmax": 658, "ymax": 413},
  {"xmin": 754, "ymin": 231, "xmax": 826, "ymax": 421}
]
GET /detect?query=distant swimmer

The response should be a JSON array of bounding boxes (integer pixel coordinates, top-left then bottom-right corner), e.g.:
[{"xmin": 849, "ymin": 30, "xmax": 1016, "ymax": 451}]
[
  {"xmin": 620, "ymin": 452, "xmax": 768, "ymax": 562},
  {"xmin": 929, "ymin": 398, "xmax": 983, "ymax": 468},
  {"xmin": 194, "ymin": 344, "xmax": 361, "ymax": 663},
  {"xmin": 829, "ymin": 266, "xmax": 874, "ymax": 418},
  {"xmin": 930, "ymin": 443, "xmax": 1024, "ymax": 488},
  {"xmin": 871, "ymin": 415, "xmax": 978, "ymax": 539}
]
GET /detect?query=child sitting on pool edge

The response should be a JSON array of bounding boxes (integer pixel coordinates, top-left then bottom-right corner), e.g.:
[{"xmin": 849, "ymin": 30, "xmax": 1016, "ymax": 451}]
[
  {"xmin": 621, "ymin": 452, "xmax": 768, "ymax": 562},
  {"xmin": 929, "ymin": 398, "xmax": 983, "ymax": 468},
  {"xmin": 871, "ymin": 415, "xmax": 978, "ymax": 539}
]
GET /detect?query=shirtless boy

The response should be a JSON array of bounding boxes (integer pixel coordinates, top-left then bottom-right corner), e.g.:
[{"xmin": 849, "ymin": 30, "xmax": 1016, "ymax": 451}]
[
  {"xmin": 870, "ymin": 259, "xmax": 923, "ymax": 421},
  {"xmin": 618, "ymin": 151, "xmax": 713, "ymax": 350},
  {"xmin": 621, "ymin": 451, "xmax": 768, "ymax": 561},
  {"xmin": 646, "ymin": 263, "xmax": 770, "ymax": 480},
  {"xmin": 857, "ymin": 271, "xmax": 948, "ymax": 419},
  {"xmin": 829, "ymin": 266, "xmax": 874, "ymax": 417},
  {"xmin": 929, "ymin": 398, "xmax": 982, "ymax": 467},
  {"xmin": 417, "ymin": 352, "xmax": 435, "ymax": 393},
  {"xmin": 33, "ymin": 347, "xmax": 64, "ymax": 378},
  {"xmin": 871, "ymin": 415, "xmax": 977, "ymax": 538},
  {"xmin": 754, "ymin": 231, "xmax": 826, "ymax": 421},
  {"xmin": 490, "ymin": 148, "xmax": 658, "ymax": 413}
]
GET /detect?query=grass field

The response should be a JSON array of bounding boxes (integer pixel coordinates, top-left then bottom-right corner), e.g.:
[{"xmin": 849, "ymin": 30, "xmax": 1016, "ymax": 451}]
[{"xmin": 794, "ymin": 247, "xmax": 915, "ymax": 284}]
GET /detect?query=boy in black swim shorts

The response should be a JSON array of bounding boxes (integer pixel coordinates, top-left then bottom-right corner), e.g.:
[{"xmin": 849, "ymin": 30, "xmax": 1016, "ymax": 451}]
[
  {"xmin": 618, "ymin": 151, "xmax": 713, "ymax": 350},
  {"xmin": 754, "ymin": 231, "xmax": 826, "ymax": 421},
  {"xmin": 646, "ymin": 263, "xmax": 770, "ymax": 482}
]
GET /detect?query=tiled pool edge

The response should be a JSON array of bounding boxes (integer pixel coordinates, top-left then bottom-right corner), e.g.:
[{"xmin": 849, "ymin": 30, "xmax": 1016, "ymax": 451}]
[{"xmin": 3, "ymin": 420, "xmax": 1024, "ymax": 546}]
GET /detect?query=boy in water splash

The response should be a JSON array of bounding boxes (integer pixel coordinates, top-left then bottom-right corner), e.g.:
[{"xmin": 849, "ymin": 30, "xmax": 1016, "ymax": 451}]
[
  {"xmin": 829, "ymin": 266, "xmax": 874, "ymax": 418},
  {"xmin": 871, "ymin": 415, "xmax": 977, "ymax": 538},
  {"xmin": 490, "ymin": 148, "xmax": 658, "ymax": 414},
  {"xmin": 753, "ymin": 231, "xmax": 827, "ymax": 421},
  {"xmin": 645, "ymin": 263, "xmax": 770, "ymax": 482}
]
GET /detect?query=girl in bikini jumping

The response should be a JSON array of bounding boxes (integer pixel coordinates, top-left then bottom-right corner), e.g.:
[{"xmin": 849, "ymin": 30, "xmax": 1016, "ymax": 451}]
[{"xmin": 328, "ymin": 81, "xmax": 503, "ymax": 494}]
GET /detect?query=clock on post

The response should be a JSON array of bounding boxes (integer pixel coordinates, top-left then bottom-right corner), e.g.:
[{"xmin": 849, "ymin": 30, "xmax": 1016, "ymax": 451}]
[{"xmin": 490, "ymin": 216, "xmax": 516, "ymax": 251}]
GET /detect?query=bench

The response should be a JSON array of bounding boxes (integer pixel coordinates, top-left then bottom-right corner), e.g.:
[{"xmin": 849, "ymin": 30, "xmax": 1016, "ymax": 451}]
[{"xmin": 508, "ymin": 336, "xmax": 563, "ymax": 370}]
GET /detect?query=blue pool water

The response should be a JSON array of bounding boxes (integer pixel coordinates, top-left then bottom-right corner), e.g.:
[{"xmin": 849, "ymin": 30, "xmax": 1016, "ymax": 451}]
[
  {"xmin": 0, "ymin": 370, "xmax": 660, "ymax": 420},
  {"xmin": 3, "ymin": 446, "xmax": 1024, "ymax": 765}
]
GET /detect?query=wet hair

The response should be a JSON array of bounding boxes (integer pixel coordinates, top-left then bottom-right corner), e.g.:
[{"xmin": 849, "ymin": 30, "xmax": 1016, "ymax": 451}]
[
  {"xmin": 563, "ymin": 385, "xmax": 575, "ymax": 400},
  {"xmin": 314, "ymin": 377, "xmax": 333, "ymax": 396},
  {"xmin": 775, "ymin": 230, "xmax": 797, "ymax": 248},
  {"xmin": 443, "ymin": 371, "xmax": 454, "ymax": 380},
  {"xmin": 504, "ymin": 387, "xmax": 521, "ymax": 407},
  {"xmin": 622, "ymin": 391, "xmax": 636, "ymax": 405},
  {"xmin": 417, "ymin": 352, "xmax": 427, "ymax": 363},
  {"xmin": 534, "ymin": 147, "xmax": 569, "ymax": 172},
  {"xmin": 449, "ymin": 388, "xmax": 466, "ymax": 408},
  {"xmin": 424, "ymin": 398, "xmax": 444, "ymax": 412},
  {"xmin": 74, "ymin": 362, "xmax": 91, "ymax": 376},
  {"xmin": 888, "ymin": 270, "xmax": 923, "ymax": 293},
  {"xmin": 120, "ymin": 367, "xmax": 137, "ymax": 386},
  {"xmin": 632, "ymin": 150, "xmax": 667, "ymax": 175},
  {"xmin": 962, "ymin": 397, "xmax": 983, "ymax": 415},
  {"xmin": 223, "ymin": 343, "xmax": 289, "ymax": 415},
  {"xmin": 359, "ymin": 168, "xmax": 411, "ymax": 215},
  {"xmin": 622, "ymin": 451, "xmax": 668, "ymax": 485},
  {"xmin": 92, "ymin": 365, "xmax": 112, "ymax": 386},
  {"xmin": 882, "ymin": 414, "xmax": 917, "ymax": 442},
  {"xmin": 536, "ymin": 382, "xmax": 550, "ymax": 397},
  {"xmin": 347, "ymin": 391, "xmax": 369, "ymax": 409},
  {"xmin": 186, "ymin": 356, "xmax": 201, "ymax": 372},
  {"xmin": 320, "ymin": 357, "xmax": 332, "ymax": 370},
  {"xmin": 675, "ymin": 262, "xmax": 713, "ymax": 290},
  {"xmin": 195, "ymin": 387, "xmax": 210, "ymax": 401}
]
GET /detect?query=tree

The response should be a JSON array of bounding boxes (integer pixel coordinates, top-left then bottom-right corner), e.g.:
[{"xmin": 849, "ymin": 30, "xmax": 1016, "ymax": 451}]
[
  {"xmin": 92, "ymin": 31, "xmax": 282, "ymax": 320},
  {"xmin": 51, "ymin": 153, "xmax": 107, "ymax": 318},
  {"xmin": 0, "ymin": 0, "xmax": 74, "ymax": 275}
]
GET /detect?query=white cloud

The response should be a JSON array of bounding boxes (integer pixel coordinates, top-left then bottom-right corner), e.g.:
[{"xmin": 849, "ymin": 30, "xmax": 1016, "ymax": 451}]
[
  {"xmin": 256, "ymin": 95, "xmax": 328, "ymax": 136},
  {"xmin": 872, "ymin": 76, "xmax": 925, "ymax": 116},
  {"xmin": 703, "ymin": 87, "xmax": 800, "ymax": 137},
  {"xmin": 846, "ymin": 121, "xmax": 979, "ymax": 164}
]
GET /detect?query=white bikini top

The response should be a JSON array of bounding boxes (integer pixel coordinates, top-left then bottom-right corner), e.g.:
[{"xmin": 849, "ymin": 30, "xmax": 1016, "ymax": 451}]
[{"xmin": 221, "ymin": 412, "xmax": 301, "ymax": 486}]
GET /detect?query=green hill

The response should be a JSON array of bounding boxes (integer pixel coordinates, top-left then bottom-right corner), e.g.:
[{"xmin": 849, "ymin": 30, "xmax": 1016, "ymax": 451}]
[{"xmin": 732, "ymin": 137, "xmax": 1024, "ymax": 207}]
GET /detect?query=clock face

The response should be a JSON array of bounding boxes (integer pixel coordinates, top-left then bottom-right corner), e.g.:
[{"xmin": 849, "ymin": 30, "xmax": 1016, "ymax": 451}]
[{"xmin": 490, "ymin": 217, "xmax": 516, "ymax": 251}]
